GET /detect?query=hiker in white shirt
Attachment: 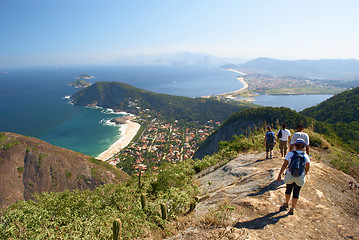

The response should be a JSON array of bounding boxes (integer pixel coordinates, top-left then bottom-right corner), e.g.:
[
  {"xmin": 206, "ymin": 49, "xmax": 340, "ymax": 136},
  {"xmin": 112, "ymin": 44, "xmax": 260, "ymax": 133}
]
[
  {"xmin": 277, "ymin": 124, "xmax": 291, "ymax": 157},
  {"xmin": 290, "ymin": 124, "xmax": 310, "ymax": 155},
  {"xmin": 277, "ymin": 138, "xmax": 310, "ymax": 215}
]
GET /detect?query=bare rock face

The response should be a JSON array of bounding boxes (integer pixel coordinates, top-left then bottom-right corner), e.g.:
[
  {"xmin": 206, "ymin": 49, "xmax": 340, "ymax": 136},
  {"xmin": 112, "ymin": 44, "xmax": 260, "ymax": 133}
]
[
  {"xmin": 0, "ymin": 132, "xmax": 129, "ymax": 209},
  {"xmin": 168, "ymin": 150, "xmax": 359, "ymax": 240},
  {"xmin": 110, "ymin": 116, "xmax": 133, "ymax": 125}
]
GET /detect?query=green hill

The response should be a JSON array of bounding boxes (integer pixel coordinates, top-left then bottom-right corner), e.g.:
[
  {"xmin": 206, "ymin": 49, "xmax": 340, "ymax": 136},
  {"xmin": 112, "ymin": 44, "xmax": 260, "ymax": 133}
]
[
  {"xmin": 301, "ymin": 86, "xmax": 359, "ymax": 150},
  {"xmin": 71, "ymin": 81, "xmax": 252, "ymax": 124},
  {"xmin": 194, "ymin": 107, "xmax": 336, "ymax": 159}
]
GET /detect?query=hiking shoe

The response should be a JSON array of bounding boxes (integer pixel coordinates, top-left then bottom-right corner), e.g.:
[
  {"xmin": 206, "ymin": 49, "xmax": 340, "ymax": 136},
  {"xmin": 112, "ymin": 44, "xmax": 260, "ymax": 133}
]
[
  {"xmin": 280, "ymin": 202, "xmax": 288, "ymax": 211},
  {"xmin": 288, "ymin": 208, "xmax": 295, "ymax": 215}
]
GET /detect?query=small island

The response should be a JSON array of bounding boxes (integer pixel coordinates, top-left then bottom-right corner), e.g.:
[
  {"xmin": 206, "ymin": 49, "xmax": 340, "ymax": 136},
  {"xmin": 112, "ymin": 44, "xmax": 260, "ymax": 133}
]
[
  {"xmin": 69, "ymin": 79, "xmax": 91, "ymax": 88},
  {"xmin": 76, "ymin": 73, "xmax": 93, "ymax": 80},
  {"xmin": 69, "ymin": 73, "xmax": 93, "ymax": 88}
]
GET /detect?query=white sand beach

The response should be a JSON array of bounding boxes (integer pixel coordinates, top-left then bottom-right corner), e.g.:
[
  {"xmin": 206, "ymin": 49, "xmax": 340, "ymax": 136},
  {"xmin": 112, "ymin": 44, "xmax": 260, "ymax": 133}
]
[
  {"xmin": 97, "ymin": 120, "xmax": 141, "ymax": 161},
  {"xmin": 226, "ymin": 68, "xmax": 248, "ymax": 76}
]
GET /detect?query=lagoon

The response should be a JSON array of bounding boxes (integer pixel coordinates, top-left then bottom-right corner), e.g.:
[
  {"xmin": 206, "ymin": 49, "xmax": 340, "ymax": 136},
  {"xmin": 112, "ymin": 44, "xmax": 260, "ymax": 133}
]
[{"xmin": 252, "ymin": 94, "xmax": 333, "ymax": 112}]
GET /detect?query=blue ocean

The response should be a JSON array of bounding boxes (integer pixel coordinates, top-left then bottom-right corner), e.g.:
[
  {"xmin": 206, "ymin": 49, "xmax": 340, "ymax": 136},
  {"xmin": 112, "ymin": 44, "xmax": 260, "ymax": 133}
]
[{"xmin": 0, "ymin": 65, "xmax": 246, "ymax": 157}]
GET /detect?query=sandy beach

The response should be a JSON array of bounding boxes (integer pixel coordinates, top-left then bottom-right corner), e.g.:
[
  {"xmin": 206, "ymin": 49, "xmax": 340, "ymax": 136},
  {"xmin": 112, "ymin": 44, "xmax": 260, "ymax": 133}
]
[
  {"xmin": 226, "ymin": 68, "xmax": 248, "ymax": 76},
  {"xmin": 97, "ymin": 119, "xmax": 141, "ymax": 161}
]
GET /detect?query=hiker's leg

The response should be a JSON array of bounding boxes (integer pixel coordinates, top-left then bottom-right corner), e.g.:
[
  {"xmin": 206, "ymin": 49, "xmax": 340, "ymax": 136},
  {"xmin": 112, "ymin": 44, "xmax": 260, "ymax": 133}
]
[
  {"xmin": 285, "ymin": 183, "xmax": 294, "ymax": 204},
  {"xmin": 291, "ymin": 183, "xmax": 302, "ymax": 209},
  {"xmin": 279, "ymin": 141, "xmax": 284, "ymax": 157}
]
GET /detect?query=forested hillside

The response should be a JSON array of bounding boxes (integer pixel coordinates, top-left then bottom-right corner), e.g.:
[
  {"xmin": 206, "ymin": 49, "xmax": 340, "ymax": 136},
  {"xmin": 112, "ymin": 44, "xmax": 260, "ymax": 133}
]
[
  {"xmin": 71, "ymin": 82, "xmax": 251, "ymax": 124},
  {"xmin": 301, "ymin": 86, "xmax": 359, "ymax": 151},
  {"xmin": 194, "ymin": 107, "xmax": 336, "ymax": 159}
]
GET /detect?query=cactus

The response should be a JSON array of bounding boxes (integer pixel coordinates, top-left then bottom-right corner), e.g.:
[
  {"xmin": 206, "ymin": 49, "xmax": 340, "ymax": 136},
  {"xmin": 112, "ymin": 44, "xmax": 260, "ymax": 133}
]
[
  {"xmin": 160, "ymin": 203, "xmax": 167, "ymax": 220},
  {"xmin": 141, "ymin": 193, "xmax": 147, "ymax": 210},
  {"xmin": 186, "ymin": 200, "xmax": 197, "ymax": 215},
  {"xmin": 113, "ymin": 218, "xmax": 122, "ymax": 240},
  {"xmin": 189, "ymin": 201, "xmax": 196, "ymax": 212},
  {"xmin": 138, "ymin": 170, "xmax": 142, "ymax": 189}
]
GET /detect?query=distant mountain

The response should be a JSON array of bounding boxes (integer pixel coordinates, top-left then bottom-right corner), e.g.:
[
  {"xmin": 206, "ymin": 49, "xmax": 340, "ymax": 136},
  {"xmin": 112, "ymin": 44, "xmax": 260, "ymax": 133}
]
[
  {"xmin": 71, "ymin": 82, "xmax": 251, "ymax": 124},
  {"xmin": 0, "ymin": 132, "xmax": 129, "ymax": 208},
  {"xmin": 229, "ymin": 57, "xmax": 359, "ymax": 79},
  {"xmin": 115, "ymin": 52, "xmax": 247, "ymax": 66}
]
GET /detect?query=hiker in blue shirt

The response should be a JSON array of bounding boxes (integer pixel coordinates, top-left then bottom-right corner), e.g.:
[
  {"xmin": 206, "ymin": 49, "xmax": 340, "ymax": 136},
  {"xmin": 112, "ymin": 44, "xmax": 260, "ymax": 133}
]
[
  {"xmin": 264, "ymin": 126, "xmax": 276, "ymax": 159},
  {"xmin": 277, "ymin": 138, "xmax": 310, "ymax": 215}
]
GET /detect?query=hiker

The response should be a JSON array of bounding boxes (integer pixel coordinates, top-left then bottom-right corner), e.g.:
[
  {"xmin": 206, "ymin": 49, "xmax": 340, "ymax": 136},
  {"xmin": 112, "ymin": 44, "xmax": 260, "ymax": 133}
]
[
  {"xmin": 277, "ymin": 124, "xmax": 291, "ymax": 157},
  {"xmin": 264, "ymin": 126, "xmax": 276, "ymax": 159},
  {"xmin": 290, "ymin": 124, "xmax": 310, "ymax": 155},
  {"xmin": 277, "ymin": 138, "xmax": 310, "ymax": 215}
]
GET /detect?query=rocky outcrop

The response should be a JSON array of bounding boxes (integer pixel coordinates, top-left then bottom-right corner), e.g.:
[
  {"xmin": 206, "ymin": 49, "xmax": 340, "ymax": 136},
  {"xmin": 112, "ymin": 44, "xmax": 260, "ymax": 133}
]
[
  {"xmin": 0, "ymin": 132, "xmax": 129, "ymax": 209},
  {"xmin": 110, "ymin": 116, "xmax": 133, "ymax": 125},
  {"xmin": 168, "ymin": 150, "xmax": 359, "ymax": 239}
]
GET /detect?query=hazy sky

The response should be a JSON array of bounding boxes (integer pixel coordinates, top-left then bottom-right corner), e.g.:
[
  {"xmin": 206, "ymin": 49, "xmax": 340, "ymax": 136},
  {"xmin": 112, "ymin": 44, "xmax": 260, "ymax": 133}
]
[{"xmin": 1, "ymin": 0, "xmax": 359, "ymax": 67}]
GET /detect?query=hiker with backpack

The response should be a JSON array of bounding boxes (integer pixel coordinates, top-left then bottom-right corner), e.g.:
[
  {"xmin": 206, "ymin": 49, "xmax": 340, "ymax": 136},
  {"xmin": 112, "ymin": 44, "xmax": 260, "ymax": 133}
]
[
  {"xmin": 277, "ymin": 124, "xmax": 291, "ymax": 157},
  {"xmin": 290, "ymin": 124, "xmax": 310, "ymax": 155},
  {"xmin": 277, "ymin": 138, "xmax": 310, "ymax": 215},
  {"xmin": 264, "ymin": 126, "xmax": 276, "ymax": 159}
]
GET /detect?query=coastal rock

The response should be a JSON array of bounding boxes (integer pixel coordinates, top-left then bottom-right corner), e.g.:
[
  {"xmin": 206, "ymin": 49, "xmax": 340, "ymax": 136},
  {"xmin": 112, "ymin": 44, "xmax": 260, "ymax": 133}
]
[{"xmin": 110, "ymin": 116, "xmax": 133, "ymax": 125}]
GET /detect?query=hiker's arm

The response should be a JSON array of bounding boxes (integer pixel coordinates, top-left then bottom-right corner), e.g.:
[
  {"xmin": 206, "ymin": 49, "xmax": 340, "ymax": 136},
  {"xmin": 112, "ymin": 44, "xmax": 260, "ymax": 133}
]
[
  {"xmin": 305, "ymin": 162, "xmax": 310, "ymax": 175},
  {"xmin": 277, "ymin": 160, "xmax": 289, "ymax": 181},
  {"xmin": 264, "ymin": 135, "xmax": 266, "ymax": 147},
  {"xmin": 305, "ymin": 145, "xmax": 309, "ymax": 155}
]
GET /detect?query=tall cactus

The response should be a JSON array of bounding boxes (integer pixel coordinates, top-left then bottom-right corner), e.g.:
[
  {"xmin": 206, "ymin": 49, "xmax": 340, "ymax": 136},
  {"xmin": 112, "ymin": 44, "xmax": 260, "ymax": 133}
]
[
  {"xmin": 113, "ymin": 218, "xmax": 122, "ymax": 240},
  {"xmin": 160, "ymin": 203, "xmax": 167, "ymax": 220},
  {"xmin": 141, "ymin": 193, "xmax": 147, "ymax": 210},
  {"xmin": 186, "ymin": 200, "xmax": 197, "ymax": 215}
]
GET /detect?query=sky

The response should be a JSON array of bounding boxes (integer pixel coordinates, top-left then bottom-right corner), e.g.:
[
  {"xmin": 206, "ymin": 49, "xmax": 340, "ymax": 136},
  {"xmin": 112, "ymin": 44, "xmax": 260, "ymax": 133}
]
[{"xmin": 1, "ymin": 0, "xmax": 359, "ymax": 67}]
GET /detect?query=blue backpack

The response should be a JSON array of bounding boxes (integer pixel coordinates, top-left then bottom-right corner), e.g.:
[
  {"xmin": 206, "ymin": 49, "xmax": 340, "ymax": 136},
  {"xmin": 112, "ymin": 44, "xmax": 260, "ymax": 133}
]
[
  {"xmin": 266, "ymin": 131, "xmax": 275, "ymax": 143},
  {"xmin": 289, "ymin": 151, "xmax": 306, "ymax": 177}
]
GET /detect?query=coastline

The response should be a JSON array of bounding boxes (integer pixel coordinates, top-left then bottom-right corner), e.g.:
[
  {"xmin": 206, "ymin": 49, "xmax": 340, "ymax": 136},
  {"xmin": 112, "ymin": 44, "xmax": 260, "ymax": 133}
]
[
  {"xmin": 201, "ymin": 69, "xmax": 249, "ymax": 98},
  {"xmin": 97, "ymin": 119, "xmax": 141, "ymax": 161}
]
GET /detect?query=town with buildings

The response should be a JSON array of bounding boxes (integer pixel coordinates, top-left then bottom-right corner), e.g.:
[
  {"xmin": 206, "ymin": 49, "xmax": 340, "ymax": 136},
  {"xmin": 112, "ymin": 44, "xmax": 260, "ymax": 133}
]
[{"xmin": 108, "ymin": 105, "xmax": 220, "ymax": 175}]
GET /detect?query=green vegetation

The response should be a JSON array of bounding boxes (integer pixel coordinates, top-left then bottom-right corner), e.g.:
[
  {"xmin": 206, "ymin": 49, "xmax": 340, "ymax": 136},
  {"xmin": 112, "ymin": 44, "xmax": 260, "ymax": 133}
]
[
  {"xmin": 0, "ymin": 134, "xmax": 20, "ymax": 151},
  {"xmin": 64, "ymin": 170, "xmax": 72, "ymax": 178},
  {"xmin": 38, "ymin": 153, "xmax": 47, "ymax": 168},
  {"xmin": 0, "ymin": 159, "xmax": 200, "ymax": 239},
  {"xmin": 301, "ymin": 86, "xmax": 359, "ymax": 151},
  {"xmin": 17, "ymin": 167, "xmax": 24, "ymax": 174}
]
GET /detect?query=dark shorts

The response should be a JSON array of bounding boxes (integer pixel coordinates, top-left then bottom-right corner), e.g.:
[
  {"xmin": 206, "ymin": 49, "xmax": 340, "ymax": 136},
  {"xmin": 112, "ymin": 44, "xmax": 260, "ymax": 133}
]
[
  {"xmin": 285, "ymin": 182, "xmax": 302, "ymax": 199},
  {"xmin": 266, "ymin": 142, "xmax": 275, "ymax": 152}
]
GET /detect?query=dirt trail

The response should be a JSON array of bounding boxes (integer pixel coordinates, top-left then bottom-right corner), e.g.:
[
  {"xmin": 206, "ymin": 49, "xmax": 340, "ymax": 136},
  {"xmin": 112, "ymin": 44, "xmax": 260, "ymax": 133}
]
[{"xmin": 167, "ymin": 150, "xmax": 359, "ymax": 240}]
